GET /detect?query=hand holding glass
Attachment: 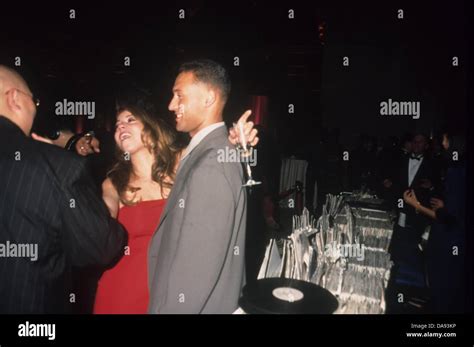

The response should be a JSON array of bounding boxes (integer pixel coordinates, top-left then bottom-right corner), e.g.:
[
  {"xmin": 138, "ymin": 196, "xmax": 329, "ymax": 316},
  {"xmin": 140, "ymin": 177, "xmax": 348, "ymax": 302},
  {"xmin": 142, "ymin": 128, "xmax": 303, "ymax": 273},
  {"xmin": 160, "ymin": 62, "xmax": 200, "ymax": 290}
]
[{"xmin": 233, "ymin": 121, "xmax": 261, "ymax": 187}]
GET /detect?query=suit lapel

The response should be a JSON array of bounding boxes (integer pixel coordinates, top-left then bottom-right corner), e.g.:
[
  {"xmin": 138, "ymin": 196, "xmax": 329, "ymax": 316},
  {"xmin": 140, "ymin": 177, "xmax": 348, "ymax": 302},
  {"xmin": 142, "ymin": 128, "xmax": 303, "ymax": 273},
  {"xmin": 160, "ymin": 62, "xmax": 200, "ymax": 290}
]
[
  {"xmin": 405, "ymin": 157, "xmax": 411, "ymax": 186},
  {"xmin": 155, "ymin": 160, "xmax": 190, "ymax": 231},
  {"xmin": 155, "ymin": 126, "xmax": 228, "ymax": 232}
]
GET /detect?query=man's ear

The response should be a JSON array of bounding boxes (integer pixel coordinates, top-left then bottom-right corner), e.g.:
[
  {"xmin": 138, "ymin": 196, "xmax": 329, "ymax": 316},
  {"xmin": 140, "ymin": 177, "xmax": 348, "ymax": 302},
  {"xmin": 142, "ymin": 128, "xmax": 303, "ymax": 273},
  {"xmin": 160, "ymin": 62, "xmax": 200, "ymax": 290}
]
[
  {"xmin": 205, "ymin": 89, "xmax": 217, "ymax": 107},
  {"xmin": 6, "ymin": 89, "xmax": 22, "ymax": 112}
]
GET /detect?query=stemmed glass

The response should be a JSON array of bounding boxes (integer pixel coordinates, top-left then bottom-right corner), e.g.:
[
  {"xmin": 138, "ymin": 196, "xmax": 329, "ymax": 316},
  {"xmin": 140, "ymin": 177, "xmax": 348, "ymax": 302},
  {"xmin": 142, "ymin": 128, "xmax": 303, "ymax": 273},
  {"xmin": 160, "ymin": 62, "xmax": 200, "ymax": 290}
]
[{"xmin": 233, "ymin": 121, "xmax": 261, "ymax": 187}]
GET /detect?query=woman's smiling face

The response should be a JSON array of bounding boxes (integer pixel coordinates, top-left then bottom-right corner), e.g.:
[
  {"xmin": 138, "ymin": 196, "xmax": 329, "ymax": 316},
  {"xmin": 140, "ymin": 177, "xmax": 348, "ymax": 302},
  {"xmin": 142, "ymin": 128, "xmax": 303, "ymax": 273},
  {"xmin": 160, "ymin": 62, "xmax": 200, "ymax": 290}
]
[{"xmin": 114, "ymin": 110, "xmax": 146, "ymax": 155}]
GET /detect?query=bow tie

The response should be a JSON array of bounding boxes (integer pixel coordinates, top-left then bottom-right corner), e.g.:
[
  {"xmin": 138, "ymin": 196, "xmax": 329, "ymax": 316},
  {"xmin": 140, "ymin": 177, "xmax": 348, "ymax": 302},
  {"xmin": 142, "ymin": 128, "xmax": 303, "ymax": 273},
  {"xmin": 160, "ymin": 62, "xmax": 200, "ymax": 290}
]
[{"xmin": 410, "ymin": 155, "xmax": 423, "ymax": 161}]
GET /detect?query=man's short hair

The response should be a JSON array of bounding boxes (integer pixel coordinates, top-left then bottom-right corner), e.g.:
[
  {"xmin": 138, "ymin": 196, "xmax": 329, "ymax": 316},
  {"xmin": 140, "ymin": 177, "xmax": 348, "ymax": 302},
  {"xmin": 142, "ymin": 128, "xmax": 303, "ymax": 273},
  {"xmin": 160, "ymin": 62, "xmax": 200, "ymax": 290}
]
[{"xmin": 178, "ymin": 59, "xmax": 231, "ymax": 103}]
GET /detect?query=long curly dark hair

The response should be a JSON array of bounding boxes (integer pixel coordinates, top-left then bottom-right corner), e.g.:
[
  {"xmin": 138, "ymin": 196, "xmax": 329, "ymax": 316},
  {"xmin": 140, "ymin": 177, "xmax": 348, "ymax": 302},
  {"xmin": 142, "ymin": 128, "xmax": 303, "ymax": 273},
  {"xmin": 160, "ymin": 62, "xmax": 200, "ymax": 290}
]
[{"xmin": 108, "ymin": 104, "xmax": 183, "ymax": 205}]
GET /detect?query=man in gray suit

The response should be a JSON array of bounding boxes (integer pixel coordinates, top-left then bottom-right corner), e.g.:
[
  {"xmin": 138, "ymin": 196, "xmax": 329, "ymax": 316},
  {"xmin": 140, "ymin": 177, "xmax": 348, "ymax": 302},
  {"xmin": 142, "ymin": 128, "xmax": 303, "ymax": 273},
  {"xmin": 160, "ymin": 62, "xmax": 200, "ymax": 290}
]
[{"xmin": 148, "ymin": 59, "xmax": 247, "ymax": 313}]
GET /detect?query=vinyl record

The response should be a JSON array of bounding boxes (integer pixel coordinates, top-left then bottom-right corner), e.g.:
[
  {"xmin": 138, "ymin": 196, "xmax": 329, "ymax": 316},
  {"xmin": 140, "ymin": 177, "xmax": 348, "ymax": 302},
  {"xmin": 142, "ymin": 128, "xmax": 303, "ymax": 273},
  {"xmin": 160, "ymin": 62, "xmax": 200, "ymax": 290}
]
[{"xmin": 239, "ymin": 278, "xmax": 338, "ymax": 314}]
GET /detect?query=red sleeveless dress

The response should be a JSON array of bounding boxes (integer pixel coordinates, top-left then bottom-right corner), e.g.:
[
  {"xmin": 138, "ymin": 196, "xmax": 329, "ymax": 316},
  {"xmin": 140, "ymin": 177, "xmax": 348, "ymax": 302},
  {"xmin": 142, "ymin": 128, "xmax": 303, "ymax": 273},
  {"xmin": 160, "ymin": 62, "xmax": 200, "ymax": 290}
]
[{"xmin": 93, "ymin": 199, "xmax": 166, "ymax": 314}]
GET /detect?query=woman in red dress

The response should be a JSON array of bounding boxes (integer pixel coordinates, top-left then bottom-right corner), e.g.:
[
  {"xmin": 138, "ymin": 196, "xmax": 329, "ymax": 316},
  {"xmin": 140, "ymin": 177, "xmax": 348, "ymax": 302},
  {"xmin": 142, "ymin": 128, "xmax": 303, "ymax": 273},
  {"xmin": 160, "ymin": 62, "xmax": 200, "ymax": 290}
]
[
  {"xmin": 93, "ymin": 101, "xmax": 257, "ymax": 314},
  {"xmin": 93, "ymin": 104, "xmax": 182, "ymax": 314}
]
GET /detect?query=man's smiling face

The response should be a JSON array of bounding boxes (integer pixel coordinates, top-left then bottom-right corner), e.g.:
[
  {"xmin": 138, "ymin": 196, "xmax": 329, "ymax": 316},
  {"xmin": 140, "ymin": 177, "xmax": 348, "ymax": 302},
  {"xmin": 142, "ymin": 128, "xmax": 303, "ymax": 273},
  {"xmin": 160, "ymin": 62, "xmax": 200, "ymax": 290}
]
[{"xmin": 168, "ymin": 71, "xmax": 209, "ymax": 137}]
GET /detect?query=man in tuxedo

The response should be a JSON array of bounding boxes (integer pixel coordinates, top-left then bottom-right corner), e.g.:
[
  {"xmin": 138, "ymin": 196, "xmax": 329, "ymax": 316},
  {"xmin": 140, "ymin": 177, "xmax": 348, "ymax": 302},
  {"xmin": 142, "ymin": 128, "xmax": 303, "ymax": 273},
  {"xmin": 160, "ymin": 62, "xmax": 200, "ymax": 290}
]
[
  {"xmin": 0, "ymin": 65, "xmax": 126, "ymax": 313},
  {"xmin": 379, "ymin": 133, "xmax": 412, "ymax": 204},
  {"xmin": 148, "ymin": 59, "xmax": 247, "ymax": 313},
  {"xmin": 387, "ymin": 134, "xmax": 440, "ymax": 269}
]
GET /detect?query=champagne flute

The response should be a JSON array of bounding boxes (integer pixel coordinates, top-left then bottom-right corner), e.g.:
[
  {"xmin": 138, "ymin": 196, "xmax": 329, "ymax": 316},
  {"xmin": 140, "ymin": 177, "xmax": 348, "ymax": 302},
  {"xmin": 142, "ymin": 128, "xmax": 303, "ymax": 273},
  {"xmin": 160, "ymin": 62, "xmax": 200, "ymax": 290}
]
[{"xmin": 234, "ymin": 121, "xmax": 261, "ymax": 187}]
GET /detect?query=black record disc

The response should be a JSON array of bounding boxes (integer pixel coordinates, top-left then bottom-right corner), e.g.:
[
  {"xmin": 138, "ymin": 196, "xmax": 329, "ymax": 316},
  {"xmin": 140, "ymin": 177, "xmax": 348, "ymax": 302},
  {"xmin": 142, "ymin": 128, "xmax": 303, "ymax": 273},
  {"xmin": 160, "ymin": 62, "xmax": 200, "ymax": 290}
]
[{"xmin": 239, "ymin": 278, "xmax": 338, "ymax": 314}]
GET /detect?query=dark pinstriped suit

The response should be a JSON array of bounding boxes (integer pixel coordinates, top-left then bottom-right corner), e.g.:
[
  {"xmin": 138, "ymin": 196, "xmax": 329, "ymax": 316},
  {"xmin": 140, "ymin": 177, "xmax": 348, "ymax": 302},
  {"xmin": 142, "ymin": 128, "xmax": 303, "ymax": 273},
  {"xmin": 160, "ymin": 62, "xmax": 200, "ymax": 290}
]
[{"xmin": 0, "ymin": 116, "xmax": 127, "ymax": 313}]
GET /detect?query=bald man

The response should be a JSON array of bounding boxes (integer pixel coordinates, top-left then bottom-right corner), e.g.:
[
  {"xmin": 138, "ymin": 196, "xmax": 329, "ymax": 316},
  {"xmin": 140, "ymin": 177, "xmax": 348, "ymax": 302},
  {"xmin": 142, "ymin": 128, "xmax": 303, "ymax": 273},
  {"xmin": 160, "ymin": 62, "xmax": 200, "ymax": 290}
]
[
  {"xmin": 0, "ymin": 65, "xmax": 127, "ymax": 313},
  {"xmin": 0, "ymin": 66, "xmax": 36, "ymax": 135}
]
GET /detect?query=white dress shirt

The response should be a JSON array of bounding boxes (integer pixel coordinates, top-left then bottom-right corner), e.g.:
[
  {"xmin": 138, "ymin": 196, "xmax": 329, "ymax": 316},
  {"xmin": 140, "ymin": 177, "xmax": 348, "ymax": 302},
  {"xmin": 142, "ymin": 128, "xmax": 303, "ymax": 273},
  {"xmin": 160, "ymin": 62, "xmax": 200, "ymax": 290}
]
[
  {"xmin": 408, "ymin": 156, "xmax": 423, "ymax": 186},
  {"xmin": 178, "ymin": 122, "xmax": 226, "ymax": 169}
]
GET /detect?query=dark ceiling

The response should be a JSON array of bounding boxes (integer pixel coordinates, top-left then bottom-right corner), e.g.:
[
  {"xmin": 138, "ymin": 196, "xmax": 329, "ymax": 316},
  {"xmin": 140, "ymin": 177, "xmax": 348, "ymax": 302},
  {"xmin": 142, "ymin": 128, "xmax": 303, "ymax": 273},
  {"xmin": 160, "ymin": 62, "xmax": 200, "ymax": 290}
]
[{"xmin": 1, "ymin": 1, "xmax": 469, "ymax": 148}]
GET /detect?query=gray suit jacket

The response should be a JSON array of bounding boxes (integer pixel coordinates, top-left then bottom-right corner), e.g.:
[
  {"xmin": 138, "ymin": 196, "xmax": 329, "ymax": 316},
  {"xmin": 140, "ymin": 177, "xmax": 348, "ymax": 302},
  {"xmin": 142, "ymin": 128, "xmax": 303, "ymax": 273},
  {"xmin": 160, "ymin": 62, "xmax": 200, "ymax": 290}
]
[{"xmin": 148, "ymin": 126, "xmax": 247, "ymax": 313}]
